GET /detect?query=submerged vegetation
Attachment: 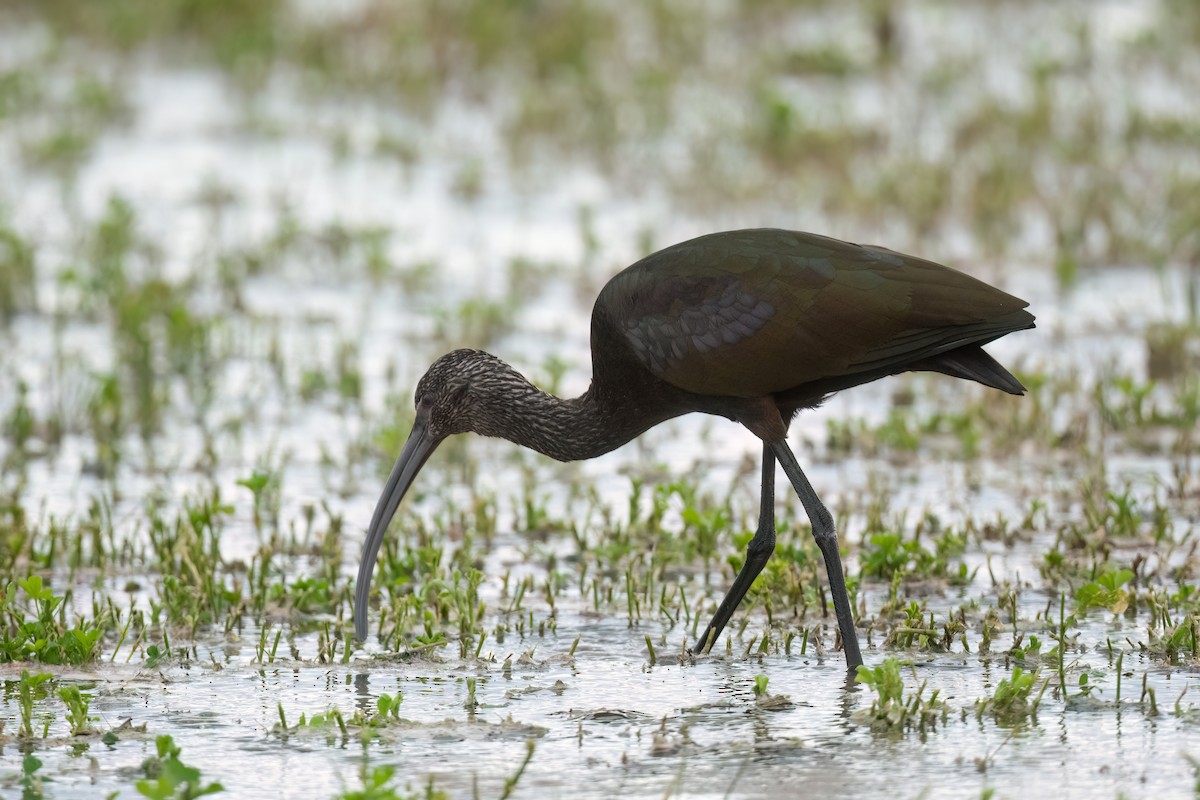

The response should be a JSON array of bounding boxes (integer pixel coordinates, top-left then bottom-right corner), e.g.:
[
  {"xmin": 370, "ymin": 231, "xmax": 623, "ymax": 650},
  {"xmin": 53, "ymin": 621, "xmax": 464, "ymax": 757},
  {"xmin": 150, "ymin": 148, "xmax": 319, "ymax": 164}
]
[{"xmin": 0, "ymin": 0, "xmax": 1198, "ymax": 797}]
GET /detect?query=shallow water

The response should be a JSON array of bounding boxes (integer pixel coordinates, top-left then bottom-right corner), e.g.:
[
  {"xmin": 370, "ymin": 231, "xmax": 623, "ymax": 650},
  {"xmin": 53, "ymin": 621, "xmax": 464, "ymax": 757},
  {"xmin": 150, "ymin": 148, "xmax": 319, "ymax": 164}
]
[
  {"xmin": 3, "ymin": 1, "xmax": 1200, "ymax": 798},
  {"xmin": 6, "ymin": 602, "xmax": 1199, "ymax": 798}
]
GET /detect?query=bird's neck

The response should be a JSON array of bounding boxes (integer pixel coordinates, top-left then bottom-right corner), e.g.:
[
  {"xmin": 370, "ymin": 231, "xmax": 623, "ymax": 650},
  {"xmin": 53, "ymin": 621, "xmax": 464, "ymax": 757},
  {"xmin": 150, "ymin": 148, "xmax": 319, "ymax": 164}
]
[{"xmin": 477, "ymin": 382, "xmax": 674, "ymax": 463}]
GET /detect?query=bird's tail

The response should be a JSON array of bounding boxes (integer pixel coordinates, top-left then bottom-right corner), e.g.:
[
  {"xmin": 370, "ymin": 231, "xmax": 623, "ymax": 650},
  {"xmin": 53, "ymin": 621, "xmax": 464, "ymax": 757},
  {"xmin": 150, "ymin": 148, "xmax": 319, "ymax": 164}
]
[{"xmin": 915, "ymin": 345, "xmax": 1026, "ymax": 395}]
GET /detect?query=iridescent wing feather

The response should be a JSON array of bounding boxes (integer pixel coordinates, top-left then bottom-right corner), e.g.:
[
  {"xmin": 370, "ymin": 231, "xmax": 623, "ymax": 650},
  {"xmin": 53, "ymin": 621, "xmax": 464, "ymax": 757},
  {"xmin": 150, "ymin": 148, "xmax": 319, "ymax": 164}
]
[{"xmin": 598, "ymin": 229, "xmax": 1032, "ymax": 398}]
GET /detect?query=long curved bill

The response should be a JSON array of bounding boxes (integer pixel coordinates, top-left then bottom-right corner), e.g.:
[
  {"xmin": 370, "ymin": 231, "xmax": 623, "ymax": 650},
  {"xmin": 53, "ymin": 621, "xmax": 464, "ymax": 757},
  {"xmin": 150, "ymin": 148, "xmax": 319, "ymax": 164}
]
[{"xmin": 353, "ymin": 416, "xmax": 440, "ymax": 640}]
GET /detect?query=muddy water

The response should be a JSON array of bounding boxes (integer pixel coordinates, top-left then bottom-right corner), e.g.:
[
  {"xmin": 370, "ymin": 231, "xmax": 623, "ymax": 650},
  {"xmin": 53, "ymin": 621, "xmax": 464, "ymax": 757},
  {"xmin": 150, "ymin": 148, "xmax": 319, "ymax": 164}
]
[{"xmin": 4, "ymin": 2, "xmax": 1200, "ymax": 799}]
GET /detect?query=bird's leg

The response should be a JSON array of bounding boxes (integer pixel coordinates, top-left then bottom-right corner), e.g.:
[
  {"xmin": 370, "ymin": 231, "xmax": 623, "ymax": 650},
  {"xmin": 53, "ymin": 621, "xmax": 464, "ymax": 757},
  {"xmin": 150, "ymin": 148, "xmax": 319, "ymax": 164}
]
[
  {"xmin": 769, "ymin": 440, "xmax": 864, "ymax": 670},
  {"xmin": 696, "ymin": 443, "xmax": 776, "ymax": 654}
]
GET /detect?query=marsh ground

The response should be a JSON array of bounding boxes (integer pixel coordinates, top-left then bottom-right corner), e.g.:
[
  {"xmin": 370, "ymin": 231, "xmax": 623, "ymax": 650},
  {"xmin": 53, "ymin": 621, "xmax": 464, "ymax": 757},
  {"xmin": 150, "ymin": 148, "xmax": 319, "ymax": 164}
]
[{"xmin": 2, "ymin": 1, "xmax": 1200, "ymax": 798}]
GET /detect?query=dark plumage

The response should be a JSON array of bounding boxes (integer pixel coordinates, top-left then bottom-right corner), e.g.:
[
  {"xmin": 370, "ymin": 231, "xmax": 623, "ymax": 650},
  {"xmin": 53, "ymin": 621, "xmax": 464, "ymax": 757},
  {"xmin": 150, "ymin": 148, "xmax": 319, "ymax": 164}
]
[{"xmin": 355, "ymin": 228, "xmax": 1035, "ymax": 668}]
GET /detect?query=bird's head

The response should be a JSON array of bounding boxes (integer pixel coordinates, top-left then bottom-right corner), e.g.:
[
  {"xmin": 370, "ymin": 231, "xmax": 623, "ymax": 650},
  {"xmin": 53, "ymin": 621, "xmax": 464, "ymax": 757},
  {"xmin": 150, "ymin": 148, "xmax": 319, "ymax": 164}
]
[
  {"xmin": 413, "ymin": 349, "xmax": 519, "ymax": 439},
  {"xmin": 354, "ymin": 349, "xmax": 522, "ymax": 640}
]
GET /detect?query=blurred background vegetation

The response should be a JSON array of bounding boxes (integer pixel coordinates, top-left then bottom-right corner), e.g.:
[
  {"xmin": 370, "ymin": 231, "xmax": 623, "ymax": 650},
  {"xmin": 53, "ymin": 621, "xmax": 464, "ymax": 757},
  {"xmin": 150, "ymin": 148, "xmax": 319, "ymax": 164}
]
[
  {"xmin": 1, "ymin": 0, "xmax": 1198, "ymax": 499},
  {"xmin": 3, "ymin": 0, "xmax": 1200, "ymax": 275}
]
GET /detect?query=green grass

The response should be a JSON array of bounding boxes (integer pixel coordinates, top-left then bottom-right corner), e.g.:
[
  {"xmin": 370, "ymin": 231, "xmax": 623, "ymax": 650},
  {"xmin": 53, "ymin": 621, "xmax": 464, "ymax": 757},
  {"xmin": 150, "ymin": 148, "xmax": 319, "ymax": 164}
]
[
  {"xmin": 855, "ymin": 657, "xmax": 950, "ymax": 733},
  {"xmin": 1, "ymin": 576, "xmax": 103, "ymax": 665},
  {"xmin": 136, "ymin": 735, "xmax": 225, "ymax": 799}
]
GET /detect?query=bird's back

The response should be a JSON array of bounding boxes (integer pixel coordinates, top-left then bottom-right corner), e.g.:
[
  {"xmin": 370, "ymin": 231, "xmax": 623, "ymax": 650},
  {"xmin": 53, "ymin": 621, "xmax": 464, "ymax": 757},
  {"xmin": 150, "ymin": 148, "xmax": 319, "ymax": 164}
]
[{"xmin": 594, "ymin": 228, "xmax": 1034, "ymax": 401}]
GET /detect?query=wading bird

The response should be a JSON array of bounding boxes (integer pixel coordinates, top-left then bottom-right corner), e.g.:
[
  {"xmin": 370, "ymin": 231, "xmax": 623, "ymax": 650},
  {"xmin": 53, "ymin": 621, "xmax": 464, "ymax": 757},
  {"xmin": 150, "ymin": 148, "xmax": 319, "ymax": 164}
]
[{"xmin": 354, "ymin": 228, "xmax": 1034, "ymax": 667}]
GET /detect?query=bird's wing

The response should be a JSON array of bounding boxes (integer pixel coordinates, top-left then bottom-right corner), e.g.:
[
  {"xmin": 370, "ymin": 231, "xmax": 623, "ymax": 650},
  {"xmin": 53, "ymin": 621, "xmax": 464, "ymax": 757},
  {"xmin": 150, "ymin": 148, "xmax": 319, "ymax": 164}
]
[{"xmin": 601, "ymin": 229, "xmax": 1032, "ymax": 398}]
